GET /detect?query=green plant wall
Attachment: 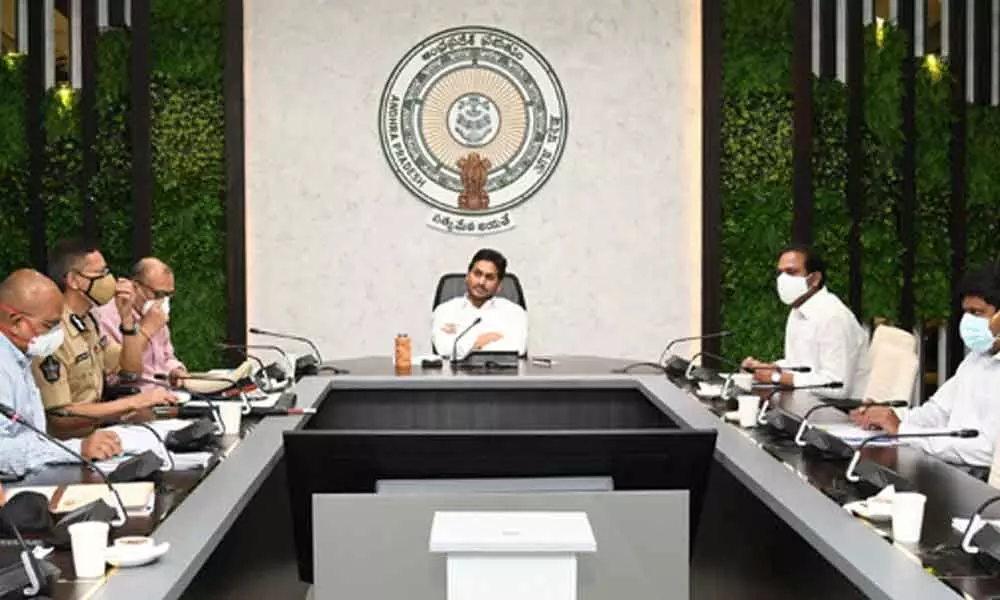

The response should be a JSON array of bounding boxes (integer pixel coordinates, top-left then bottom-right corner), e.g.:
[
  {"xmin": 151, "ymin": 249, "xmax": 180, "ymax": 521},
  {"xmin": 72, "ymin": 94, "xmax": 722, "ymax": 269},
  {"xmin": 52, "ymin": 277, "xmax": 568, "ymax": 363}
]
[
  {"xmin": 0, "ymin": 0, "xmax": 225, "ymax": 370},
  {"xmin": 720, "ymin": 3, "xmax": 999, "ymax": 363}
]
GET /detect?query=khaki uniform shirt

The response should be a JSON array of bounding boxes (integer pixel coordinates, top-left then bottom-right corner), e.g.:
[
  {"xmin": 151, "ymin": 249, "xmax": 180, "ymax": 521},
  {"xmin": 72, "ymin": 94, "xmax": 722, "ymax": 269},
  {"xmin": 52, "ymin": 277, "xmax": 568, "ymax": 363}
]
[{"xmin": 32, "ymin": 307, "xmax": 122, "ymax": 410}]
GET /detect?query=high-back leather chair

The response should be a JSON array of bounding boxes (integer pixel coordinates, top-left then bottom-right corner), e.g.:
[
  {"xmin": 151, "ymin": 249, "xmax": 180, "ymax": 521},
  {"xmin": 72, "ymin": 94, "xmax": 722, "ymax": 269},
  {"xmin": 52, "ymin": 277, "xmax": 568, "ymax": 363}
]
[
  {"xmin": 431, "ymin": 273, "xmax": 527, "ymax": 355},
  {"xmin": 432, "ymin": 273, "xmax": 526, "ymax": 310}
]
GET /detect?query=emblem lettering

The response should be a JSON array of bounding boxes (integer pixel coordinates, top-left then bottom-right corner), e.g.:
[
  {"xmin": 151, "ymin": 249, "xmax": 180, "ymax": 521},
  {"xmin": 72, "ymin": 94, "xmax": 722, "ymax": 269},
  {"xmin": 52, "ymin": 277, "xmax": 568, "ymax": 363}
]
[{"xmin": 379, "ymin": 27, "xmax": 567, "ymax": 235}]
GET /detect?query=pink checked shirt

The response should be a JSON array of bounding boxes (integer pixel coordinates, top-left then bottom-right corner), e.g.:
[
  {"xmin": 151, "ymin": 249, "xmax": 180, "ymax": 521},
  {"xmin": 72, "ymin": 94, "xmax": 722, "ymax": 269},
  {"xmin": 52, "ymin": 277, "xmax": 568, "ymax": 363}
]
[{"xmin": 93, "ymin": 302, "xmax": 185, "ymax": 388}]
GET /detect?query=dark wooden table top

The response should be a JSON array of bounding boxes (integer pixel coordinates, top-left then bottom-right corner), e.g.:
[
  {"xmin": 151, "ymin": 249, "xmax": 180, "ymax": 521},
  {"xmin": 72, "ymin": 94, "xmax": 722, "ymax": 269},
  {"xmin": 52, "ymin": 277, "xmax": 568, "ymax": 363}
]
[
  {"xmin": 688, "ymin": 374, "xmax": 1000, "ymax": 599},
  {"xmin": 11, "ymin": 357, "xmax": 1000, "ymax": 599},
  {"xmin": 5, "ymin": 425, "xmax": 250, "ymax": 599}
]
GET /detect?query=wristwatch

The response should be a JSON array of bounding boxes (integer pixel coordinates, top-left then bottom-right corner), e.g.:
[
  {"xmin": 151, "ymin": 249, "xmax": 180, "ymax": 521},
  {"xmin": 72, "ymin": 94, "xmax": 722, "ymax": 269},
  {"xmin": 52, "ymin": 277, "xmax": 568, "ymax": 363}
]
[
  {"xmin": 770, "ymin": 371, "xmax": 782, "ymax": 385},
  {"xmin": 119, "ymin": 323, "xmax": 139, "ymax": 337}
]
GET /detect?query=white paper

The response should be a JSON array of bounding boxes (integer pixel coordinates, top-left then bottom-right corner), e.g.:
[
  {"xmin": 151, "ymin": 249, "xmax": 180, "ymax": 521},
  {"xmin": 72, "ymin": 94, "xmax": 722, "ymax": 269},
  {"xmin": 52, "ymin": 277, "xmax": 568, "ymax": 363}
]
[
  {"xmin": 814, "ymin": 424, "xmax": 897, "ymax": 447},
  {"xmin": 696, "ymin": 383, "xmax": 724, "ymax": 398},
  {"xmin": 952, "ymin": 517, "xmax": 1000, "ymax": 534}
]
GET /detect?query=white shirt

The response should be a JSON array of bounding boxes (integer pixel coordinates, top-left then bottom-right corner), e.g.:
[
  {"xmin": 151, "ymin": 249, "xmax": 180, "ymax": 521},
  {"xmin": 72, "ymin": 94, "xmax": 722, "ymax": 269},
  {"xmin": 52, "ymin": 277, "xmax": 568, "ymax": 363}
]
[
  {"xmin": 777, "ymin": 287, "xmax": 870, "ymax": 399},
  {"xmin": 898, "ymin": 352, "xmax": 1000, "ymax": 467},
  {"xmin": 431, "ymin": 295, "xmax": 527, "ymax": 359}
]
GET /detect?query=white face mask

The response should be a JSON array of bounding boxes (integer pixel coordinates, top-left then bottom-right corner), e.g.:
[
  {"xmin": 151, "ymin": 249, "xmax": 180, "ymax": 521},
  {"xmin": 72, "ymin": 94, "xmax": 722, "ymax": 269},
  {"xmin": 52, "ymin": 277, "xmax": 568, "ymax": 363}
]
[
  {"xmin": 142, "ymin": 297, "xmax": 171, "ymax": 319},
  {"xmin": 776, "ymin": 273, "xmax": 810, "ymax": 306},
  {"xmin": 26, "ymin": 326, "xmax": 64, "ymax": 358}
]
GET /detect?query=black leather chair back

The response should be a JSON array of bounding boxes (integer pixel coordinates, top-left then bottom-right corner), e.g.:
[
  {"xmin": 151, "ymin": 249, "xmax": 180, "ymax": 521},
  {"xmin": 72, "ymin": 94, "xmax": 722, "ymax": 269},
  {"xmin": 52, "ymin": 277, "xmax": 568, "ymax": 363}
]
[{"xmin": 432, "ymin": 273, "xmax": 526, "ymax": 310}]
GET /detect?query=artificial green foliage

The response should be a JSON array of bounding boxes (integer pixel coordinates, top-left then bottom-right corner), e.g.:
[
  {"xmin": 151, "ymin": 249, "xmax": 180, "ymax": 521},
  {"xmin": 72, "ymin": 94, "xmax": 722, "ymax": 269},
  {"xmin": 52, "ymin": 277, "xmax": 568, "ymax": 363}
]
[
  {"xmin": 0, "ymin": 1, "xmax": 226, "ymax": 370},
  {"xmin": 149, "ymin": 0, "xmax": 226, "ymax": 370},
  {"xmin": 966, "ymin": 106, "xmax": 1000, "ymax": 269},
  {"xmin": 722, "ymin": 0, "xmax": 792, "ymax": 92},
  {"xmin": 150, "ymin": 81, "xmax": 226, "ymax": 371},
  {"xmin": 914, "ymin": 61, "xmax": 953, "ymax": 319},
  {"xmin": 0, "ymin": 54, "xmax": 29, "ymax": 278},
  {"xmin": 0, "ymin": 54, "xmax": 26, "ymax": 170},
  {"xmin": 151, "ymin": 0, "xmax": 224, "ymax": 88},
  {"xmin": 859, "ymin": 24, "xmax": 904, "ymax": 322},
  {"xmin": 719, "ymin": 90, "xmax": 793, "ymax": 360},
  {"xmin": 720, "ymin": 5, "xmax": 1000, "ymax": 367},
  {"xmin": 812, "ymin": 79, "xmax": 851, "ymax": 304}
]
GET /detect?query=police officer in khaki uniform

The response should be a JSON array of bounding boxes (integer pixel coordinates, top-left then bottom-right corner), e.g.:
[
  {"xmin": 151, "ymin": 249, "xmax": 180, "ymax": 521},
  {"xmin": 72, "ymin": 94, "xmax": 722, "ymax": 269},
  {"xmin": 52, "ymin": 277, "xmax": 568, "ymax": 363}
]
[{"xmin": 32, "ymin": 239, "xmax": 176, "ymax": 439}]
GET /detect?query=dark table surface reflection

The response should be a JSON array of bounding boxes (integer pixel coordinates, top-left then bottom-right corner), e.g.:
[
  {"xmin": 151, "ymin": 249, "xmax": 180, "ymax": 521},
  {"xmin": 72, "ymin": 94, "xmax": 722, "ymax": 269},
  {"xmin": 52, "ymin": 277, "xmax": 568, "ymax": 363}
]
[{"xmin": 686, "ymin": 373, "xmax": 1000, "ymax": 598}]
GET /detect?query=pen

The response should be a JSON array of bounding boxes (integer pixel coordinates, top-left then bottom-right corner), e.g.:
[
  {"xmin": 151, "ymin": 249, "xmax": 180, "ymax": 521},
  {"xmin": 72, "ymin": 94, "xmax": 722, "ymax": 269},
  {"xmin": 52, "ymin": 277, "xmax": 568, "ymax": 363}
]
[{"xmin": 261, "ymin": 408, "xmax": 317, "ymax": 416}]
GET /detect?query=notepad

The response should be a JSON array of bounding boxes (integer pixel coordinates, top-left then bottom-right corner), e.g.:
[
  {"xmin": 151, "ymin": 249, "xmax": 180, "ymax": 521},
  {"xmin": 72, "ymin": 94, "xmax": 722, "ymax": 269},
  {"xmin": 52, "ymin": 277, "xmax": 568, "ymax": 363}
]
[{"xmin": 7, "ymin": 481, "xmax": 156, "ymax": 515}]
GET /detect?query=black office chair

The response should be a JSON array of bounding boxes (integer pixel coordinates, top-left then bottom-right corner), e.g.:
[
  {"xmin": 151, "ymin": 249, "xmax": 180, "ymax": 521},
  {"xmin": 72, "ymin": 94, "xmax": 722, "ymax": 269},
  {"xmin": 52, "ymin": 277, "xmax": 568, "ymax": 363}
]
[
  {"xmin": 431, "ymin": 273, "xmax": 527, "ymax": 356},
  {"xmin": 432, "ymin": 272, "xmax": 527, "ymax": 310}
]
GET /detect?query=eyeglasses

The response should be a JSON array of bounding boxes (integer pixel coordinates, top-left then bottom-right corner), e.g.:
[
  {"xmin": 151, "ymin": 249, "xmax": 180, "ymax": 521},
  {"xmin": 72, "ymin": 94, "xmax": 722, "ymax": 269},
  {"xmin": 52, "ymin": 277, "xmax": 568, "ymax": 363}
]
[
  {"xmin": 135, "ymin": 280, "xmax": 174, "ymax": 299},
  {"xmin": 74, "ymin": 266, "xmax": 111, "ymax": 279}
]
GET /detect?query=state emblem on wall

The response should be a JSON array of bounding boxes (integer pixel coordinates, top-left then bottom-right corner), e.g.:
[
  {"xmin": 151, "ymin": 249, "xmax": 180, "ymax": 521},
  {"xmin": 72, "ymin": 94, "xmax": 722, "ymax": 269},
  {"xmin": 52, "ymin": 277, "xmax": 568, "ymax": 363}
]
[{"xmin": 378, "ymin": 26, "xmax": 567, "ymax": 234}]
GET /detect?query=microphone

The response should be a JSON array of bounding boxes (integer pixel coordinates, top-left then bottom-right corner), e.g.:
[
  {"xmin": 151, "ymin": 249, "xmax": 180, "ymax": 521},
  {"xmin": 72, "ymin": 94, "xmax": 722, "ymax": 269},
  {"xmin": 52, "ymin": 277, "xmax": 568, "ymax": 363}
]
[
  {"xmin": 684, "ymin": 350, "xmax": 745, "ymax": 380},
  {"xmin": 0, "ymin": 403, "xmax": 129, "ymax": 527},
  {"xmin": 614, "ymin": 331, "xmax": 733, "ymax": 374},
  {"xmin": 219, "ymin": 343, "xmax": 293, "ymax": 375},
  {"xmin": 961, "ymin": 496, "xmax": 1000, "ymax": 557},
  {"xmin": 845, "ymin": 429, "xmax": 979, "ymax": 482},
  {"xmin": 0, "ymin": 507, "xmax": 53, "ymax": 597},
  {"xmin": 684, "ymin": 351, "xmax": 813, "ymax": 385},
  {"xmin": 659, "ymin": 331, "xmax": 733, "ymax": 363},
  {"xmin": 45, "ymin": 408, "xmax": 174, "ymax": 471},
  {"xmin": 218, "ymin": 343, "xmax": 294, "ymax": 390},
  {"xmin": 141, "ymin": 377, "xmax": 239, "ymax": 434},
  {"xmin": 248, "ymin": 327, "xmax": 349, "ymax": 374},
  {"xmin": 451, "ymin": 317, "xmax": 483, "ymax": 362},
  {"xmin": 793, "ymin": 400, "xmax": 909, "ymax": 447},
  {"xmin": 756, "ymin": 381, "xmax": 845, "ymax": 425}
]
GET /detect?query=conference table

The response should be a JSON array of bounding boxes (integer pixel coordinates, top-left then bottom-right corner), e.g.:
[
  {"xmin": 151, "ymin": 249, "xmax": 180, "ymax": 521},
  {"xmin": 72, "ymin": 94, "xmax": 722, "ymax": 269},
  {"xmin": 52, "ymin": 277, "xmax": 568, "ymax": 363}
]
[{"xmin": 11, "ymin": 355, "xmax": 1000, "ymax": 599}]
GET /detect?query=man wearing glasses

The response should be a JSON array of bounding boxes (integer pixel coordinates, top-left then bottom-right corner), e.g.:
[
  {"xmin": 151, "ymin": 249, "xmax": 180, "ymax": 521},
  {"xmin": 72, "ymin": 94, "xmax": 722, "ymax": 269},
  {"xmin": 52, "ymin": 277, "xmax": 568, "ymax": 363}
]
[
  {"xmin": 32, "ymin": 239, "xmax": 176, "ymax": 439},
  {"xmin": 93, "ymin": 257, "xmax": 188, "ymax": 389}
]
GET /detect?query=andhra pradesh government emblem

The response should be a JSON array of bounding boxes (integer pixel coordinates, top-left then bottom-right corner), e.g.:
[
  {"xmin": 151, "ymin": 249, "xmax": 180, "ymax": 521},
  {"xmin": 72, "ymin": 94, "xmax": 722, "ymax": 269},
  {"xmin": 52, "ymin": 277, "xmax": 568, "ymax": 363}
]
[{"xmin": 378, "ymin": 26, "xmax": 568, "ymax": 235}]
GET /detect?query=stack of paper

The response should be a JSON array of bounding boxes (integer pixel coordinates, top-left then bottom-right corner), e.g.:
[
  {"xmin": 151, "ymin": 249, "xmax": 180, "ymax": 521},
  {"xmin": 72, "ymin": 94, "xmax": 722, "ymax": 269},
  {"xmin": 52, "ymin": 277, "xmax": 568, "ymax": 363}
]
[{"xmin": 813, "ymin": 424, "xmax": 896, "ymax": 447}]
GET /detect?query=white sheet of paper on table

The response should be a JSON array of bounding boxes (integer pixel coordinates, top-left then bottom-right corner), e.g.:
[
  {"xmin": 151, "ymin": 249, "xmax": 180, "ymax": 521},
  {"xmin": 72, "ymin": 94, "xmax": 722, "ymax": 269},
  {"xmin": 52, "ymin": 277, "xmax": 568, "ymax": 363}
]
[{"xmin": 813, "ymin": 424, "xmax": 897, "ymax": 447}]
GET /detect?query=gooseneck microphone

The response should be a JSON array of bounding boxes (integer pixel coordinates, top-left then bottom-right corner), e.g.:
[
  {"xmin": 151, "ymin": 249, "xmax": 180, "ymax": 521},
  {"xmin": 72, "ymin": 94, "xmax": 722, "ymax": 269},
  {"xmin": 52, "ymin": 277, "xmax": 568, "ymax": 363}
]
[
  {"xmin": 615, "ymin": 331, "xmax": 733, "ymax": 374},
  {"xmin": 845, "ymin": 429, "xmax": 979, "ymax": 482},
  {"xmin": 684, "ymin": 351, "xmax": 745, "ymax": 380},
  {"xmin": 46, "ymin": 408, "xmax": 174, "ymax": 471},
  {"xmin": 0, "ymin": 507, "xmax": 48, "ymax": 597},
  {"xmin": 141, "ymin": 378, "xmax": 231, "ymax": 433},
  {"xmin": 218, "ymin": 343, "xmax": 295, "ymax": 381},
  {"xmin": 451, "ymin": 317, "xmax": 483, "ymax": 362},
  {"xmin": 684, "ymin": 350, "xmax": 814, "ymax": 380},
  {"xmin": 658, "ymin": 331, "xmax": 733, "ymax": 364},
  {"xmin": 793, "ymin": 399, "xmax": 909, "ymax": 447},
  {"xmin": 756, "ymin": 381, "xmax": 845, "ymax": 425},
  {"xmin": 248, "ymin": 327, "xmax": 349, "ymax": 374},
  {"xmin": 215, "ymin": 352, "xmax": 273, "ymax": 390},
  {"xmin": 961, "ymin": 496, "xmax": 1000, "ymax": 555},
  {"xmin": 0, "ymin": 403, "xmax": 129, "ymax": 527}
]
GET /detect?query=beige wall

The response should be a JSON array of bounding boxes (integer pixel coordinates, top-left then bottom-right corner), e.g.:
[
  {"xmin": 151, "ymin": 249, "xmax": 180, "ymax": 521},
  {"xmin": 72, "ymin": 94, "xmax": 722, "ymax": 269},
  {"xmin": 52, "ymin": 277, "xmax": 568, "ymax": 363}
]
[{"xmin": 245, "ymin": 0, "xmax": 702, "ymax": 361}]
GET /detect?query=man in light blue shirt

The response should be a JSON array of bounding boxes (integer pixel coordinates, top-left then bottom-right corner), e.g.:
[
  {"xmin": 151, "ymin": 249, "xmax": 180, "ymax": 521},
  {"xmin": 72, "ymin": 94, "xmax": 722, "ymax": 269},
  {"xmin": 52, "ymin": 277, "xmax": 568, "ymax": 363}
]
[{"xmin": 0, "ymin": 269, "xmax": 122, "ymax": 477}]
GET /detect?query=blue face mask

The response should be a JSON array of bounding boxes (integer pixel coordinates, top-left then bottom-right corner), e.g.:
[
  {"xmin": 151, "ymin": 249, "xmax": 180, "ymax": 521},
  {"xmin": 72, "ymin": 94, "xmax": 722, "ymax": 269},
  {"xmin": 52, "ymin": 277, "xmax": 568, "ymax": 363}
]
[{"xmin": 959, "ymin": 313, "xmax": 998, "ymax": 354}]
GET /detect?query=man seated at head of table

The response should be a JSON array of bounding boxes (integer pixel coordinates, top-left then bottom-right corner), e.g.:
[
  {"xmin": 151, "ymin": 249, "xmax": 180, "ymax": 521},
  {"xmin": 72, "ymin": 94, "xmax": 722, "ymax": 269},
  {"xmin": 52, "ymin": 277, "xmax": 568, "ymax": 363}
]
[
  {"xmin": 93, "ymin": 257, "xmax": 188, "ymax": 389},
  {"xmin": 741, "ymin": 244, "xmax": 871, "ymax": 399},
  {"xmin": 851, "ymin": 262, "xmax": 1000, "ymax": 467},
  {"xmin": 33, "ymin": 239, "xmax": 176, "ymax": 439},
  {"xmin": 432, "ymin": 248, "xmax": 527, "ymax": 360},
  {"xmin": 0, "ymin": 269, "xmax": 125, "ymax": 478}
]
